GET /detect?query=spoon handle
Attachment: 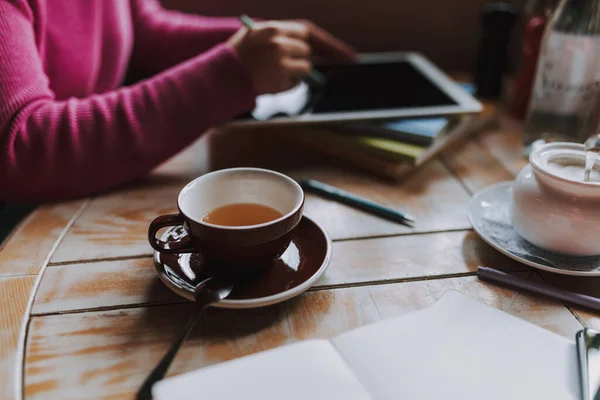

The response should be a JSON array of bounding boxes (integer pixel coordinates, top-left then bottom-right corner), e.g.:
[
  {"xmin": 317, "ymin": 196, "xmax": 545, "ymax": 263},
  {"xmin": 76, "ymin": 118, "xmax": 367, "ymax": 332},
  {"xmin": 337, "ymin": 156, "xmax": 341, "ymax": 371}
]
[
  {"xmin": 136, "ymin": 303, "xmax": 208, "ymax": 400},
  {"xmin": 510, "ymin": 250, "xmax": 558, "ymax": 269}
]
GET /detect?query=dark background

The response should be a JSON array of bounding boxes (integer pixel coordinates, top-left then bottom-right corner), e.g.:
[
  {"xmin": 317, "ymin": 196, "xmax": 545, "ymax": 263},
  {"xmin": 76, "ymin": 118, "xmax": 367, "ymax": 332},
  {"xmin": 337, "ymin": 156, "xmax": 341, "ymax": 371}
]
[{"xmin": 161, "ymin": 0, "xmax": 524, "ymax": 73}]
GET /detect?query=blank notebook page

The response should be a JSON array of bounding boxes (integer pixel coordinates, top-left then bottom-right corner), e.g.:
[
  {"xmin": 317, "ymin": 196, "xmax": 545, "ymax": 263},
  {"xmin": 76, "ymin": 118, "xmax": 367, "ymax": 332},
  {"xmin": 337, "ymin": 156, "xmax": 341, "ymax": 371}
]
[
  {"xmin": 332, "ymin": 291, "xmax": 579, "ymax": 400},
  {"xmin": 152, "ymin": 339, "xmax": 372, "ymax": 400}
]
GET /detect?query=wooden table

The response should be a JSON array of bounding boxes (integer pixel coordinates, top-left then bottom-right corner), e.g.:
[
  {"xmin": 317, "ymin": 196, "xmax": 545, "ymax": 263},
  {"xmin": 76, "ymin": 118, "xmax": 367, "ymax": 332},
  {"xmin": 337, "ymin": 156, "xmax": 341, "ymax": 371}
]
[{"xmin": 2, "ymin": 116, "xmax": 599, "ymax": 399}]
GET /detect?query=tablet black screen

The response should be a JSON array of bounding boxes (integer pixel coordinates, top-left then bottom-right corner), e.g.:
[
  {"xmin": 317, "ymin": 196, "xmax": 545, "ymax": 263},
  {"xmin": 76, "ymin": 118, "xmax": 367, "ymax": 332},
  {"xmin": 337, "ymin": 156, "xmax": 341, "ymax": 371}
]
[
  {"xmin": 231, "ymin": 59, "xmax": 459, "ymax": 121},
  {"xmin": 310, "ymin": 61, "xmax": 457, "ymax": 114}
]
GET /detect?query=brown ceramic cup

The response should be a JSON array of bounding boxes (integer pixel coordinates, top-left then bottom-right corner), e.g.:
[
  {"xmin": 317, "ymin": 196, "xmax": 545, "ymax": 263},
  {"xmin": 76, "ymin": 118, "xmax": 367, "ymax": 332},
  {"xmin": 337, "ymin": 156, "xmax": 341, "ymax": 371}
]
[{"xmin": 148, "ymin": 168, "xmax": 304, "ymax": 277}]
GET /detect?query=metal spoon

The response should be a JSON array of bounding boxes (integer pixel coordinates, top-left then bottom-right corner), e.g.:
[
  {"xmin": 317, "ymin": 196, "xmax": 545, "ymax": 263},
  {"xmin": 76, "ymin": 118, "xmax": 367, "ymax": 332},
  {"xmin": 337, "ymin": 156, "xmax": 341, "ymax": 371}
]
[
  {"xmin": 136, "ymin": 277, "xmax": 233, "ymax": 400},
  {"xmin": 507, "ymin": 249, "xmax": 561, "ymax": 269},
  {"xmin": 584, "ymin": 134, "xmax": 600, "ymax": 182},
  {"xmin": 584, "ymin": 134, "xmax": 600, "ymax": 152}
]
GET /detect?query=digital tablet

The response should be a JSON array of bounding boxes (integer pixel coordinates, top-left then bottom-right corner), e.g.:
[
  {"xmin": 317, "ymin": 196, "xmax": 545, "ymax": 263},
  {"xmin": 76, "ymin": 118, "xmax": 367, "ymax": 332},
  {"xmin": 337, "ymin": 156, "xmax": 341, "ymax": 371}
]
[{"xmin": 225, "ymin": 52, "xmax": 482, "ymax": 127}]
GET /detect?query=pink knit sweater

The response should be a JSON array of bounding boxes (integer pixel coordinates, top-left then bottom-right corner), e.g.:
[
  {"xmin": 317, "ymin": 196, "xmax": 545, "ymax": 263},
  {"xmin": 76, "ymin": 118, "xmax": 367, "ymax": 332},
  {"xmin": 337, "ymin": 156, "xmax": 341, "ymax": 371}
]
[{"xmin": 0, "ymin": 0, "xmax": 257, "ymax": 202}]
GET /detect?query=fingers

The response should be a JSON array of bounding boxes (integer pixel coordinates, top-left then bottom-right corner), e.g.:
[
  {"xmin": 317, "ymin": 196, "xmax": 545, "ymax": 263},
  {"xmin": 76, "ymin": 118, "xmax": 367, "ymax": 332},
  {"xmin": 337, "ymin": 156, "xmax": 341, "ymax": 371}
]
[
  {"xmin": 265, "ymin": 21, "xmax": 310, "ymax": 39},
  {"xmin": 253, "ymin": 21, "xmax": 310, "ymax": 43},
  {"xmin": 231, "ymin": 19, "xmax": 342, "ymax": 94},
  {"xmin": 271, "ymin": 36, "xmax": 311, "ymax": 58},
  {"xmin": 281, "ymin": 58, "xmax": 311, "ymax": 77},
  {"xmin": 253, "ymin": 20, "xmax": 355, "ymax": 61},
  {"xmin": 252, "ymin": 24, "xmax": 312, "ymax": 86}
]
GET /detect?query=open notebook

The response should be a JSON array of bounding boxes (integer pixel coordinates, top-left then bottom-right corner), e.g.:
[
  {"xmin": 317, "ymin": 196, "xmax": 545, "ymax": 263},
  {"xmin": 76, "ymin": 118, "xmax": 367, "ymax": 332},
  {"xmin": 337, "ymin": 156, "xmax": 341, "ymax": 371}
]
[{"xmin": 152, "ymin": 291, "xmax": 579, "ymax": 400}]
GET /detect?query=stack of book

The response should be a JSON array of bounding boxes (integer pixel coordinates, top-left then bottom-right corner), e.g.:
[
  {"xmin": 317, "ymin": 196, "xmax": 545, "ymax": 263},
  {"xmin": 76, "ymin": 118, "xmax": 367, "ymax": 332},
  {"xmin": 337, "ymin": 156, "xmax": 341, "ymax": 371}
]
[
  {"xmin": 269, "ymin": 83, "xmax": 495, "ymax": 181},
  {"xmin": 277, "ymin": 116, "xmax": 453, "ymax": 180},
  {"xmin": 279, "ymin": 118, "xmax": 496, "ymax": 183}
]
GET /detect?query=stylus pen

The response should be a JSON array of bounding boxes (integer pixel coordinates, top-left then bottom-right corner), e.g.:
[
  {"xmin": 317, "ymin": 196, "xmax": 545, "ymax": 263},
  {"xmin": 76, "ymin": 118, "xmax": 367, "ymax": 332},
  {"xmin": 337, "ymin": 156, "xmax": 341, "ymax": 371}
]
[
  {"xmin": 477, "ymin": 267, "xmax": 600, "ymax": 312},
  {"xmin": 299, "ymin": 179, "xmax": 416, "ymax": 225},
  {"xmin": 239, "ymin": 14, "xmax": 326, "ymax": 86}
]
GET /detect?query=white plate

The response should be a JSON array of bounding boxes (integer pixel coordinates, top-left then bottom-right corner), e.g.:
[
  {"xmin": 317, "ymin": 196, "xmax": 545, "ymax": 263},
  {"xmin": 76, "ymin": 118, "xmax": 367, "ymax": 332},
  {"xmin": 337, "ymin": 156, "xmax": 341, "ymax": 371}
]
[{"xmin": 469, "ymin": 181, "xmax": 600, "ymax": 276}]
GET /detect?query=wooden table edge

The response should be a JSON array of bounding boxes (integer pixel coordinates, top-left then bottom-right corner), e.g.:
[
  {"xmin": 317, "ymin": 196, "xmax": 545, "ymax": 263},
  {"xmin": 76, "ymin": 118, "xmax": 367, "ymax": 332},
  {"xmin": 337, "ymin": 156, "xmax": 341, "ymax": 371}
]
[{"xmin": 9, "ymin": 200, "xmax": 91, "ymax": 400}]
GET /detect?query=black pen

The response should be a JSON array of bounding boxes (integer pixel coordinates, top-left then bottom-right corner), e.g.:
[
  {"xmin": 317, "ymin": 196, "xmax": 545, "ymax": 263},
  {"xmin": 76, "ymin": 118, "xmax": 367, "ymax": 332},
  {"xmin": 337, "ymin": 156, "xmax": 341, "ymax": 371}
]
[{"xmin": 299, "ymin": 179, "xmax": 416, "ymax": 225}]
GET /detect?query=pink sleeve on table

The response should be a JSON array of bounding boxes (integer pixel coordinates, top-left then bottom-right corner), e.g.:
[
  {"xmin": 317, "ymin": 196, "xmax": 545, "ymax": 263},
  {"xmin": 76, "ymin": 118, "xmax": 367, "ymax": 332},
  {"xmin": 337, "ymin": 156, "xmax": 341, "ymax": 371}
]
[
  {"xmin": 129, "ymin": 0, "xmax": 245, "ymax": 78},
  {"xmin": 0, "ymin": 1, "xmax": 256, "ymax": 203}
]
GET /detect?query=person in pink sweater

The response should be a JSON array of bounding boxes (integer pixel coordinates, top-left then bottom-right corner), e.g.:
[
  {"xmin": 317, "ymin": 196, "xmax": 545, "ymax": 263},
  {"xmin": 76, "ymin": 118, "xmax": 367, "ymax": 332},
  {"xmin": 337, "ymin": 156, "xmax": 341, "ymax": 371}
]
[{"xmin": 0, "ymin": 0, "xmax": 354, "ymax": 203}]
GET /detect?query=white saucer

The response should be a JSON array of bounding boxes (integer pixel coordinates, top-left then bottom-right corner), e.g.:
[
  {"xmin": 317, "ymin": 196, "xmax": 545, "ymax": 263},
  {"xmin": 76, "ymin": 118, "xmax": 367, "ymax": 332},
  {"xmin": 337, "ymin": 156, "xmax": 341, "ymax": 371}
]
[{"xmin": 469, "ymin": 181, "xmax": 600, "ymax": 276}]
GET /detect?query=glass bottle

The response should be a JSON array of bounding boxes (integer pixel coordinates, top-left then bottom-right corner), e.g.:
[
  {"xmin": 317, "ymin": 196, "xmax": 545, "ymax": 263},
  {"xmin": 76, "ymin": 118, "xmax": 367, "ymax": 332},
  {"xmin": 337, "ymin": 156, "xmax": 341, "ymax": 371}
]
[
  {"xmin": 509, "ymin": 0, "xmax": 558, "ymax": 120},
  {"xmin": 522, "ymin": 0, "xmax": 600, "ymax": 156}
]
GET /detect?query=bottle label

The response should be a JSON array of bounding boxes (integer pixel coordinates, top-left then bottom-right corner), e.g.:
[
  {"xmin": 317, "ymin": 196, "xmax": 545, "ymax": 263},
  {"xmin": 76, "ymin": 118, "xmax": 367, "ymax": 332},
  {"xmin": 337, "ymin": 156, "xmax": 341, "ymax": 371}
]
[{"xmin": 530, "ymin": 32, "xmax": 600, "ymax": 115}]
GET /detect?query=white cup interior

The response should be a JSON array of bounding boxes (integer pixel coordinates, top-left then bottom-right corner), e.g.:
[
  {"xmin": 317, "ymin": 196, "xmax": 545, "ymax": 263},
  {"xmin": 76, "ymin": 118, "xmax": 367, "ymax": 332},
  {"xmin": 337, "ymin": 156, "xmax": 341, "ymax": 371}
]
[{"xmin": 178, "ymin": 168, "xmax": 303, "ymax": 227}]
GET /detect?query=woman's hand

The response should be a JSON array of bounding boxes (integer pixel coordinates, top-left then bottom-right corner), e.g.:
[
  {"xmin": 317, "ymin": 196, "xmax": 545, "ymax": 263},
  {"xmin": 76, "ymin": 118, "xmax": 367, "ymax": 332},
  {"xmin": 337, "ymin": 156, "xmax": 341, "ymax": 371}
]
[{"xmin": 227, "ymin": 20, "xmax": 355, "ymax": 94}]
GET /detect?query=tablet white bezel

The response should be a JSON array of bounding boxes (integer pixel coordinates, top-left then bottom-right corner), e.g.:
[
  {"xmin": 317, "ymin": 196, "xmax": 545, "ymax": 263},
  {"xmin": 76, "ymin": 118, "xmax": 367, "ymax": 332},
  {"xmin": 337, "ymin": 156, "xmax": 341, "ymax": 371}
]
[{"xmin": 225, "ymin": 52, "xmax": 483, "ymax": 127}]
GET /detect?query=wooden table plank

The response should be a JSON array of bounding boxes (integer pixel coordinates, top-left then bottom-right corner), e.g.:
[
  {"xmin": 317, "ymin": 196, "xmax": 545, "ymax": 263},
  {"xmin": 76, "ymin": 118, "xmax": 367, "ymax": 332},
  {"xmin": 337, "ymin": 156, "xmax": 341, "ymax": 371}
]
[
  {"xmin": 538, "ymin": 272, "xmax": 600, "ymax": 331},
  {"xmin": 50, "ymin": 184, "xmax": 182, "ymax": 264},
  {"xmin": 441, "ymin": 139, "xmax": 514, "ymax": 194},
  {"xmin": 33, "ymin": 231, "xmax": 528, "ymax": 315},
  {"xmin": 319, "ymin": 230, "xmax": 526, "ymax": 286},
  {"xmin": 571, "ymin": 309, "xmax": 600, "ymax": 332},
  {"xmin": 50, "ymin": 160, "xmax": 472, "ymax": 264},
  {"xmin": 33, "ymin": 258, "xmax": 163, "ymax": 315},
  {"xmin": 0, "ymin": 201, "xmax": 85, "ymax": 276},
  {"xmin": 476, "ymin": 125, "xmax": 528, "ymax": 177},
  {"xmin": 0, "ymin": 276, "xmax": 36, "ymax": 400},
  {"xmin": 295, "ymin": 161, "xmax": 472, "ymax": 240},
  {"xmin": 24, "ymin": 274, "xmax": 581, "ymax": 400}
]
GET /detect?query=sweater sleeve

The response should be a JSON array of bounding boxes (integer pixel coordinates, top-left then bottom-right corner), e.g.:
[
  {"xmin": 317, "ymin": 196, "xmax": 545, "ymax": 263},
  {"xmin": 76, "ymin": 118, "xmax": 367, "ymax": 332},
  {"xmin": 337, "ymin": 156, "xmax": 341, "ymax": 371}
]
[
  {"xmin": 0, "ymin": 0, "xmax": 256, "ymax": 203},
  {"xmin": 128, "ymin": 0, "xmax": 245, "ymax": 79}
]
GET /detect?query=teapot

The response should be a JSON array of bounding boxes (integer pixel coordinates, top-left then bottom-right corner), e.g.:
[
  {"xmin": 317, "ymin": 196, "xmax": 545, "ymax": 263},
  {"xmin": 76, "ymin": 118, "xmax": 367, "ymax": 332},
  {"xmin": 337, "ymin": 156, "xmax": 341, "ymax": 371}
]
[{"xmin": 511, "ymin": 142, "xmax": 600, "ymax": 257}]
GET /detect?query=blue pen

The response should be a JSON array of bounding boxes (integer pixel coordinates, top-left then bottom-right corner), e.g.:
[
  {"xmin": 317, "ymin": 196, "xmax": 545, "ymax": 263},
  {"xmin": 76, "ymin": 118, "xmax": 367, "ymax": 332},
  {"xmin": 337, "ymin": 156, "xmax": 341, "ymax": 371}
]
[{"xmin": 299, "ymin": 179, "xmax": 416, "ymax": 225}]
